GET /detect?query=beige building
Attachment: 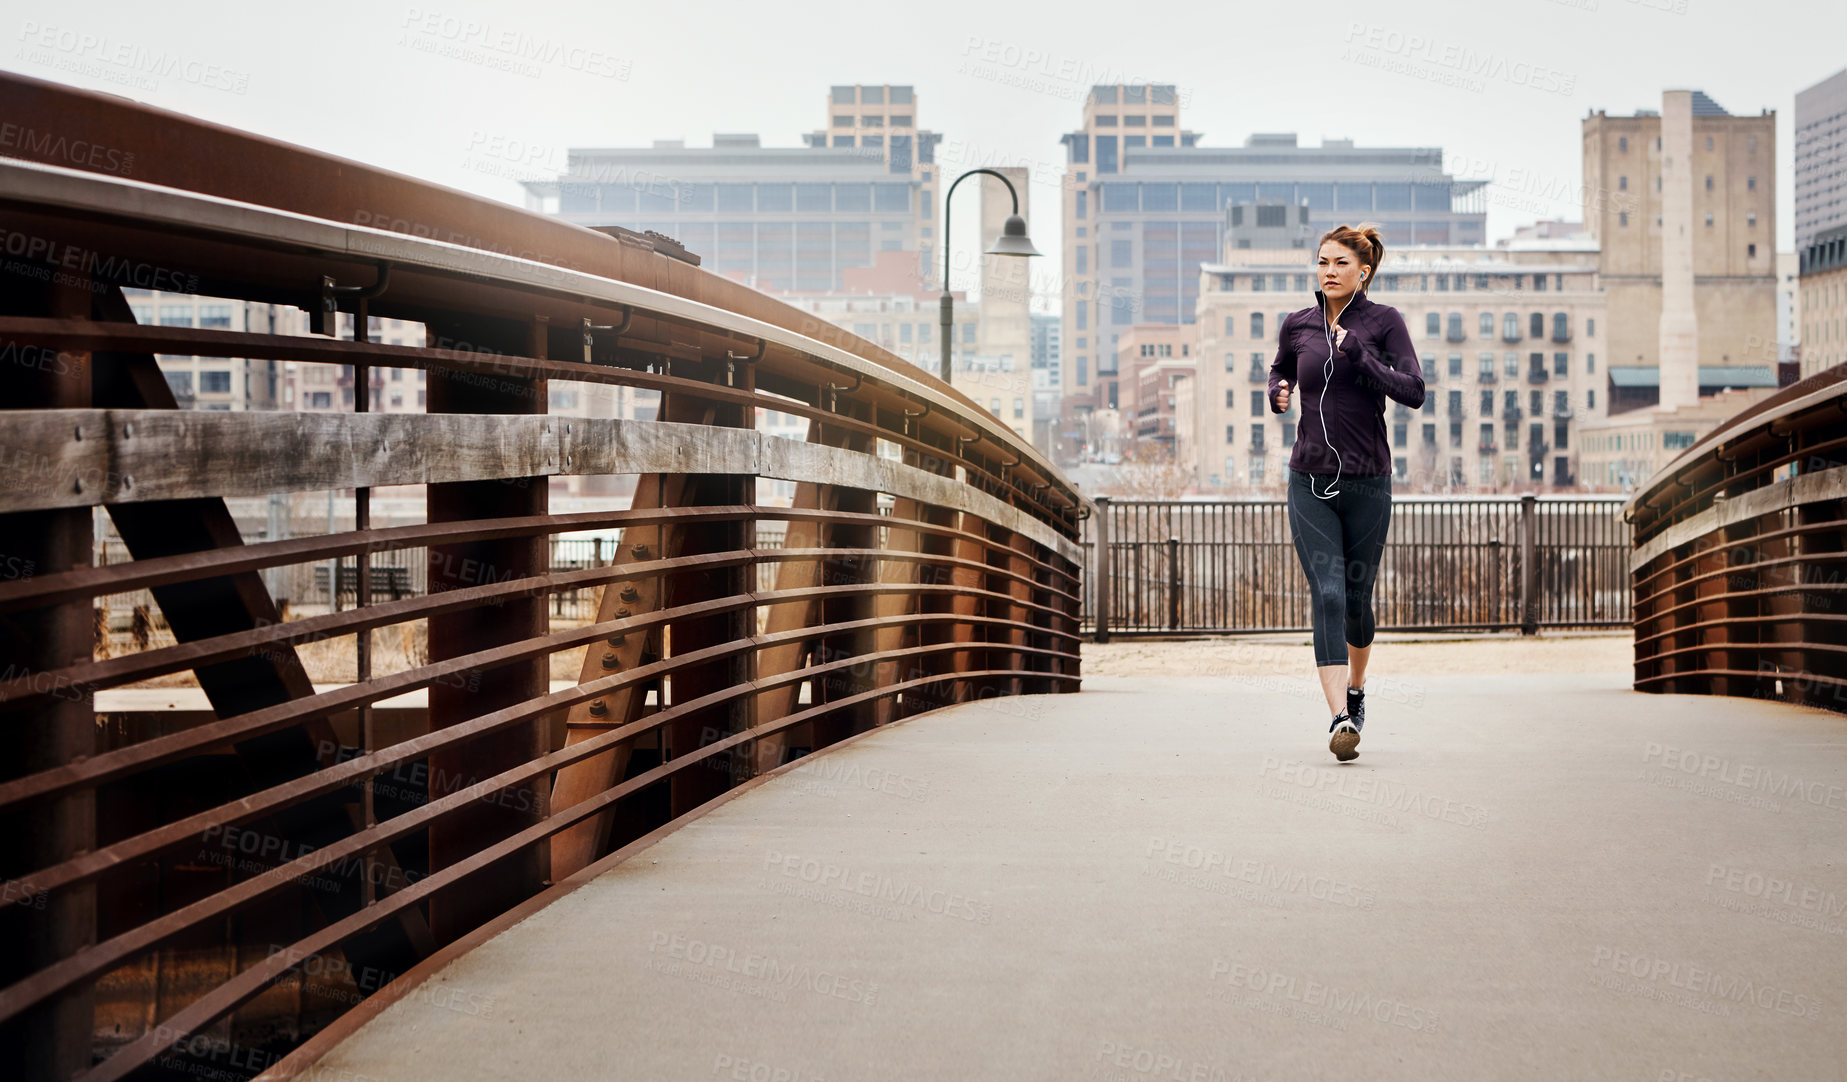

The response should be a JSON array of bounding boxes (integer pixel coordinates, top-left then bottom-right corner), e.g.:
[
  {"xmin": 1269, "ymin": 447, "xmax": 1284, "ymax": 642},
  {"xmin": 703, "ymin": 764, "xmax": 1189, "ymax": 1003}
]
[
  {"xmin": 774, "ymin": 249, "xmax": 979, "ymax": 376},
  {"xmin": 1799, "ymin": 225, "xmax": 1847, "ymax": 378},
  {"xmin": 1191, "ymin": 241, "xmax": 1608, "ymax": 492},
  {"xmin": 1110, "ymin": 325, "xmax": 1194, "ymax": 454},
  {"xmin": 1577, "ymin": 387, "xmax": 1780, "ymax": 492},
  {"xmin": 125, "ymin": 289, "xmax": 295, "ymax": 411},
  {"xmin": 1582, "ymin": 90, "xmax": 1777, "ymax": 397},
  {"xmin": 279, "ymin": 312, "xmax": 432, "ymax": 415},
  {"xmin": 1172, "ymin": 372, "xmax": 1196, "ymax": 470}
]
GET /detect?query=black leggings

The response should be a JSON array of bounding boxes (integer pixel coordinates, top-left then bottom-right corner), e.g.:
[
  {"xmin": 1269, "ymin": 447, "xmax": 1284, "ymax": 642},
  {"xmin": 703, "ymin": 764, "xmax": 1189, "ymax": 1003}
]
[{"xmin": 1286, "ymin": 468, "xmax": 1393, "ymax": 667}]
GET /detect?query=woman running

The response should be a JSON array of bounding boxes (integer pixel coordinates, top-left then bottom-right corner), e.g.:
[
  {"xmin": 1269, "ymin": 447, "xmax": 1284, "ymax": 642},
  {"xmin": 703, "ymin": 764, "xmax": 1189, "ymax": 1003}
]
[{"xmin": 1268, "ymin": 223, "xmax": 1425, "ymax": 762}]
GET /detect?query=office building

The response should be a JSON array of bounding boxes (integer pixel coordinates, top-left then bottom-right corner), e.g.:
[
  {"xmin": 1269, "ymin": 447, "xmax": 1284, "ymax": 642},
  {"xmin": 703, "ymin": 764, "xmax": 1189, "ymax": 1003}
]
[
  {"xmin": 125, "ymin": 289, "xmax": 294, "ymax": 412},
  {"xmin": 524, "ymin": 84, "xmax": 938, "ymax": 293},
  {"xmin": 1795, "ymin": 66, "xmax": 1847, "ymax": 250},
  {"xmin": 1800, "ymin": 225, "xmax": 1847, "ymax": 378}
]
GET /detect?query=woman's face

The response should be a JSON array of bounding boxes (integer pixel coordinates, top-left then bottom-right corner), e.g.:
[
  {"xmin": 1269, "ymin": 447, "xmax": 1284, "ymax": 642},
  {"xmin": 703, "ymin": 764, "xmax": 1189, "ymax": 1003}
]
[{"xmin": 1317, "ymin": 242, "xmax": 1367, "ymax": 300}]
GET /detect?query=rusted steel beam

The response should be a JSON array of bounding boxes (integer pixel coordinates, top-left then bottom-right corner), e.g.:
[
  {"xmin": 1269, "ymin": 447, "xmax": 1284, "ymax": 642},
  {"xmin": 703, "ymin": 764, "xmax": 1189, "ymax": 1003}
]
[
  {"xmin": 658, "ymin": 358, "xmax": 754, "ymax": 819},
  {"xmin": 547, "ymin": 472, "xmax": 684, "ymax": 880},
  {"xmin": 871, "ymin": 499, "xmax": 923, "ymax": 726},
  {"xmin": 752, "ymin": 480, "xmax": 827, "ymax": 774},
  {"xmin": 421, "ymin": 312, "xmax": 549, "ymax": 945},
  {"xmin": 0, "ymin": 273, "xmax": 96, "ymax": 1082}
]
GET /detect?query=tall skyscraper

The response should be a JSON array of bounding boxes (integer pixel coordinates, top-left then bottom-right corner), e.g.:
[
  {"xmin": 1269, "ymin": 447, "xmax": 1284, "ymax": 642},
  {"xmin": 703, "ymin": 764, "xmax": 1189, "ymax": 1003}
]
[
  {"xmin": 525, "ymin": 84, "xmax": 939, "ymax": 293},
  {"xmin": 1795, "ymin": 66, "xmax": 1847, "ymax": 251}
]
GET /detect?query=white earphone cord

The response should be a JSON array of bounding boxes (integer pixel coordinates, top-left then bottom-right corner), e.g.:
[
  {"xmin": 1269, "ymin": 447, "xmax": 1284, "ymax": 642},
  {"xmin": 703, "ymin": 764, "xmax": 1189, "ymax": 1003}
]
[{"xmin": 1311, "ymin": 268, "xmax": 1364, "ymax": 501}]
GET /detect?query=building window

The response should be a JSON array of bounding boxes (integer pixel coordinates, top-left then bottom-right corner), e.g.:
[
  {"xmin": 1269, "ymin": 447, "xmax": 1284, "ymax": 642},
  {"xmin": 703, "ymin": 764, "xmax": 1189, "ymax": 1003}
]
[
  {"xmin": 1393, "ymin": 456, "xmax": 1407, "ymax": 481},
  {"xmin": 1555, "ymin": 422, "xmax": 1569, "ymax": 451},
  {"xmin": 1529, "ymin": 312, "xmax": 1544, "ymax": 338},
  {"xmin": 1223, "ymin": 351, "xmax": 1237, "ymax": 372},
  {"xmin": 1481, "ymin": 390, "xmax": 1494, "ymax": 417},
  {"xmin": 1619, "ymin": 136, "xmax": 1628, "ymax": 152},
  {"xmin": 1225, "ymin": 425, "xmax": 1236, "ymax": 444},
  {"xmin": 1748, "ymin": 243, "xmax": 1756, "ymax": 259},
  {"xmin": 1393, "ymin": 423, "xmax": 1407, "ymax": 448},
  {"xmin": 199, "ymin": 370, "xmax": 232, "ymax": 394},
  {"xmin": 1554, "ymin": 352, "xmax": 1568, "ymax": 376},
  {"xmin": 1586, "ymin": 352, "xmax": 1596, "ymax": 374},
  {"xmin": 1503, "ymin": 313, "xmax": 1519, "ymax": 340},
  {"xmin": 1747, "ymin": 212, "xmax": 1756, "ymax": 227},
  {"xmin": 1480, "ymin": 423, "xmax": 1495, "ymax": 449},
  {"xmin": 1619, "ymin": 176, "xmax": 1627, "ymax": 190},
  {"xmin": 1250, "ymin": 390, "xmax": 1264, "ymax": 417},
  {"xmin": 1250, "ymin": 353, "xmax": 1266, "ymax": 381},
  {"xmin": 1447, "ymin": 313, "xmax": 1463, "ymax": 341},
  {"xmin": 1587, "ymin": 388, "xmax": 1595, "ymax": 410},
  {"xmin": 1705, "ymin": 175, "xmax": 1713, "ymax": 191},
  {"xmin": 1250, "ymin": 312, "xmax": 1264, "ymax": 339},
  {"xmin": 1449, "ymin": 389, "xmax": 1463, "ymax": 415},
  {"xmin": 1225, "ymin": 389, "xmax": 1236, "ymax": 408},
  {"xmin": 1449, "ymin": 354, "xmax": 1463, "ymax": 377},
  {"xmin": 1426, "ymin": 312, "xmax": 1440, "ymax": 337},
  {"xmin": 1478, "ymin": 355, "xmax": 1495, "ymax": 381},
  {"xmin": 1705, "ymin": 212, "xmax": 1714, "ymax": 227},
  {"xmin": 1747, "ymin": 175, "xmax": 1756, "ymax": 191},
  {"xmin": 1422, "ymin": 357, "xmax": 1438, "ymax": 382},
  {"xmin": 1705, "ymin": 136, "xmax": 1714, "ymax": 151},
  {"xmin": 1504, "ymin": 353, "xmax": 1519, "ymax": 377},
  {"xmin": 1479, "ymin": 312, "xmax": 1493, "ymax": 337},
  {"xmin": 1014, "ymin": 398, "xmax": 1025, "ymax": 419},
  {"xmin": 1250, "ymin": 425, "xmax": 1265, "ymax": 449},
  {"xmin": 1450, "ymin": 420, "xmax": 1463, "ymax": 447},
  {"xmin": 1249, "ymin": 455, "xmax": 1266, "ymax": 485},
  {"xmin": 1076, "ymin": 247, "xmax": 1088, "ymax": 274},
  {"xmin": 198, "ymin": 305, "xmax": 233, "ymax": 329}
]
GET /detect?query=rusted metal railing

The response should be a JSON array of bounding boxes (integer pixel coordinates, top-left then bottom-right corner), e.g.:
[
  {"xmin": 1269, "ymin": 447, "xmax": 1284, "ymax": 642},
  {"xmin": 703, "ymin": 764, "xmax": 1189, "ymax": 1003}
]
[
  {"xmin": 1627, "ymin": 365, "xmax": 1847, "ymax": 709},
  {"xmin": 0, "ymin": 73, "xmax": 1084, "ymax": 1081}
]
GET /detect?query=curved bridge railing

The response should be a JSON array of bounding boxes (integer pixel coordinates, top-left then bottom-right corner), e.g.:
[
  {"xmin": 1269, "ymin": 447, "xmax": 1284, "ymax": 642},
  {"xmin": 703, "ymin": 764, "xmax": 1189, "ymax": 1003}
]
[
  {"xmin": 0, "ymin": 73, "xmax": 1084, "ymax": 1080},
  {"xmin": 1626, "ymin": 364, "xmax": 1847, "ymax": 710}
]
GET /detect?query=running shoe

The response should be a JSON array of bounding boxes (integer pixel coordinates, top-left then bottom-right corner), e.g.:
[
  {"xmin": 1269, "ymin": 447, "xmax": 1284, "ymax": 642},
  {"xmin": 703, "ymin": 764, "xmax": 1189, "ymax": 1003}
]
[
  {"xmin": 1346, "ymin": 686, "xmax": 1366, "ymax": 732},
  {"xmin": 1328, "ymin": 712, "xmax": 1360, "ymax": 762}
]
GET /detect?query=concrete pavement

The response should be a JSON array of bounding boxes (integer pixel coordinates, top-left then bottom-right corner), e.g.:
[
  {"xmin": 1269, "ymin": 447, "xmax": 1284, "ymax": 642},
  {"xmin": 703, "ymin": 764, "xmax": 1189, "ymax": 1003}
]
[{"xmin": 306, "ymin": 672, "xmax": 1847, "ymax": 1081}]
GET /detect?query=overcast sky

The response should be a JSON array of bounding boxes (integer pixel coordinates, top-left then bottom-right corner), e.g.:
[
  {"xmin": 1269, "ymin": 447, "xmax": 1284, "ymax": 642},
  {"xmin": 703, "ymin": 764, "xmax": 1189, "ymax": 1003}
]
[{"xmin": 7, "ymin": 0, "xmax": 1842, "ymax": 309}]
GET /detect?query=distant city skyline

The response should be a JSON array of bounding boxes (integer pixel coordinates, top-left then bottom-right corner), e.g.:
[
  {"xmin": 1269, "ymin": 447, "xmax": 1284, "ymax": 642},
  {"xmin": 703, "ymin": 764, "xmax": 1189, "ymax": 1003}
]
[{"xmin": 6, "ymin": 0, "xmax": 1840, "ymax": 297}]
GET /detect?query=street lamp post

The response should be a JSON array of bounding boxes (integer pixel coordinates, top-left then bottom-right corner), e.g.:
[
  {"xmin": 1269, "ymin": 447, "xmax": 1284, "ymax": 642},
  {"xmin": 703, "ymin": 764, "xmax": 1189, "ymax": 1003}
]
[{"xmin": 939, "ymin": 168, "xmax": 1040, "ymax": 385}]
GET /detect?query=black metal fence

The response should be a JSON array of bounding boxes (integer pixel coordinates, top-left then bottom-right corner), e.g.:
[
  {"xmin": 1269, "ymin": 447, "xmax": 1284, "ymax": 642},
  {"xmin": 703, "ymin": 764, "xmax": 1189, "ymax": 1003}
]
[{"xmin": 1082, "ymin": 496, "xmax": 1630, "ymax": 636}]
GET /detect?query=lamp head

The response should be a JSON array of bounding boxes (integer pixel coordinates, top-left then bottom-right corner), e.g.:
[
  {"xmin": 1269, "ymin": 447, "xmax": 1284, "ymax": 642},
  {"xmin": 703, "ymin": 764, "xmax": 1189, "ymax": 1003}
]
[{"xmin": 985, "ymin": 214, "xmax": 1042, "ymax": 258}]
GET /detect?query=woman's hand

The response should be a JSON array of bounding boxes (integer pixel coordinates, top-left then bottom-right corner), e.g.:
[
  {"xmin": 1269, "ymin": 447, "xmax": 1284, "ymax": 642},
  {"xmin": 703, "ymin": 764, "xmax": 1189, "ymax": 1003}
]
[
  {"xmin": 1333, "ymin": 322, "xmax": 1348, "ymax": 350},
  {"xmin": 1273, "ymin": 380, "xmax": 1291, "ymax": 412}
]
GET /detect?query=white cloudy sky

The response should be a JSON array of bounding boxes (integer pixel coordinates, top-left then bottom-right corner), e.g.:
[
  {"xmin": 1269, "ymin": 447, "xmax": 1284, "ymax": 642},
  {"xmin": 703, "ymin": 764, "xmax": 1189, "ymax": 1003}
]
[{"xmin": 6, "ymin": 0, "xmax": 1842, "ymax": 307}]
